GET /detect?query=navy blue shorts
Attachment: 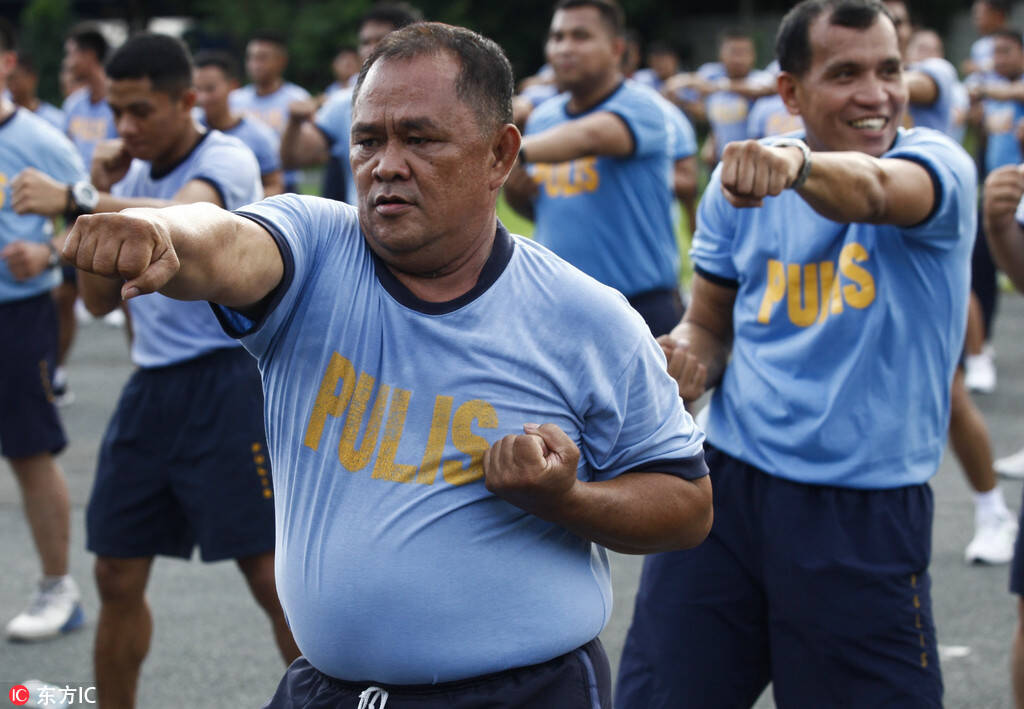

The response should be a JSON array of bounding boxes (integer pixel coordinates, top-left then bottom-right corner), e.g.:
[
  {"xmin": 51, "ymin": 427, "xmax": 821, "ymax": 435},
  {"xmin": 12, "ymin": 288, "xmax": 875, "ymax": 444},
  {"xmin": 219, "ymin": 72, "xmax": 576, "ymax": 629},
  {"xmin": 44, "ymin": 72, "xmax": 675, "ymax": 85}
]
[
  {"xmin": 0, "ymin": 293, "xmax": 66, "ymax": 459},
  {"xmin": 263, "ymin": 639, "xmax": 611, "ymax": 708},
  {"xmin": 626, "ymin": 288, "xmax": 683, "ymax": 337},
  {"xmin": 616, "ymin": 444, "xmax": 942, "ymax": 709},
  {"xmin": 87, "ymin": 347, "xmax": 275, "ymax": 562}
]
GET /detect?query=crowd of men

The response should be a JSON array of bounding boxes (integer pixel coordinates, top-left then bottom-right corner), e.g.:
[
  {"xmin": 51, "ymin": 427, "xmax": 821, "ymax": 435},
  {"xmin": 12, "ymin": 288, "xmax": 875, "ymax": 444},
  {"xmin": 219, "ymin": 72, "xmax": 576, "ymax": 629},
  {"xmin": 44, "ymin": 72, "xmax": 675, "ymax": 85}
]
[{"xmin": 3, "ymin": 0, "xmax": 1024, "ymax": 707}]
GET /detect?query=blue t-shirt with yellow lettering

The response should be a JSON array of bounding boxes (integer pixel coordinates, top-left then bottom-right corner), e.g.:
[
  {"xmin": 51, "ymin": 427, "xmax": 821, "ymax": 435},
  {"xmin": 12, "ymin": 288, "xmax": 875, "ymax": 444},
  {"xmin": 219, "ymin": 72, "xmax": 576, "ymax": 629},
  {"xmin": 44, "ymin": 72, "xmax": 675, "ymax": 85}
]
[
  {"xmin": 214, "ymin": 195, "xmax": 707, "ymax": 683},
  {"xmin": 114, "ymin": 131, "xmax": 262, "ymax": 367},
  {"xmin": 526, "ymin": 79, "xmax": 677, "ymax": 297},
  {"xmin": 691, "ymin": 127, "xmax": 976, "ymax": 489},
  {"xmin": 0, "ymin": 109, "xmax": 86, "ymax": 302},
  {"xmin": 61, "ymin": 87, "xmax": 116, "ymax": 168}
]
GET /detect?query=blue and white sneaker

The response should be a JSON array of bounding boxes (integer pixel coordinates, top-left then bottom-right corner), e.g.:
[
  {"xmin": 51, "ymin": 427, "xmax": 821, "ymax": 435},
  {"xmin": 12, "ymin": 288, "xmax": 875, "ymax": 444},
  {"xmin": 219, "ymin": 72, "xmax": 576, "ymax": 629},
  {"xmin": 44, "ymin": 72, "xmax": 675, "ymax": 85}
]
[{"xmin": 6, "ymin": 577, "xmax": 85, "ymax": 642}]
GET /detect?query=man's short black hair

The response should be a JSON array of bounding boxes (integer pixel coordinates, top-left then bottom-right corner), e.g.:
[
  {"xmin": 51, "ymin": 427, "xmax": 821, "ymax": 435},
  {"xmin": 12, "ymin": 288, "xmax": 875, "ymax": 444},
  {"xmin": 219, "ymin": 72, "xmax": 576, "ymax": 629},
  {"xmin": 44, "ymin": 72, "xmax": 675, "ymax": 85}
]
[
  {"xmin": 980, "ymin": 0, "xmax": 1012, "ymax": 15},
  {"xmin": 106, "ymin": 33, "xmax": 194, "ymax": 96},
  {"xmin": 360, "ymin": 3, "xmax": 423, "ymax": 31},
  {"xmin": 67, "ymin": 23, "xmax": 108, "ymax": 62},
  {"xmin": 194, "ymin": 49, "xmax": 241, "ymax": 81},
  {"xmin": 248, "ymin": 30, "xmax": 287, "ymax": 51},
  {"xmin": 0, "ymin": 20, "xmax": 17, "ymax": 55},
  {"xmin": 553, "ymin": 0, "xmax": 625, "ymax": 37},
  {"xmin": 993, "ymin": 27, "xmax": 1024, "ymax": 48},
  {"xmin": 354, "ymin": 22, "xmax": 513, "ymax": 132},
  {"xmin": 719, "ymin": 27, "xmax": 755, "ymax": 46},
  {"xmin": 776, "ymin": 0, "xmax": 895, "ymax": 76}
]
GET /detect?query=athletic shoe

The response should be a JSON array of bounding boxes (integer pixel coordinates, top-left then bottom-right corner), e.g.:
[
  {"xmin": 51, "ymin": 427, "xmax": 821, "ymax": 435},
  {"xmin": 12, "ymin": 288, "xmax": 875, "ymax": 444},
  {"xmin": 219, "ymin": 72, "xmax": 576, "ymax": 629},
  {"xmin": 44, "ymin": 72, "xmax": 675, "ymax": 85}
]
[
  {"xmin": 964, "ymin": 350, "xmax": 996, "ymax": 394},
  {"xmin": 6, "ymin": 577, "xmax": 85, "ymax": 642},
  {"xmin": 51, "ymin": 367, "xmax": 74, "ymax": 408},
  {"xmin": 996, "ymin": 447, "xmax": 1024, "ymax": 480},
  {"xmin": 965, "ymin": 512, "xmax": 1019, "ymax": 565}
]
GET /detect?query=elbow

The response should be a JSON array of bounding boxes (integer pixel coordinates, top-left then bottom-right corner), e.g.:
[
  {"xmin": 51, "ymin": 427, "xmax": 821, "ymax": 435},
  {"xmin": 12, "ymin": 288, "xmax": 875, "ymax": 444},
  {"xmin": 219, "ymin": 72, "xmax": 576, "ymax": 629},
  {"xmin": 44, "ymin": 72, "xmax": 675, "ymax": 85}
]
[
  {"xmin": 863, "ymin": 166, "xmax": 890, "ymax": 223},
  {"xmin": 675, "ymin": 476, "xmax": 713, "ymax": 550}
]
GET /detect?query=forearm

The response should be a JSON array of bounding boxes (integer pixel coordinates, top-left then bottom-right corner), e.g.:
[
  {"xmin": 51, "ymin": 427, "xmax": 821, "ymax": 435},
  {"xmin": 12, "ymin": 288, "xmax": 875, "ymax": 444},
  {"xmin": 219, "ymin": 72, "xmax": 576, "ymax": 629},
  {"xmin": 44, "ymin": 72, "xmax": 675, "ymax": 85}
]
[
  {"xmin": 280, "ymin": 121, "xmax": 329, "ymax": 168},
  {"xmin": 153, "ymin": 203, "xmax": 283, "ymax": 307},
  {"xmin": 521, "ymin": 113, "xmax": 631, "ymax": 164},
  {"xmin": 552, "ymin": 472, "xmax": 712, "ymax": 554},
  {"xmin": 979, "ymin": 82, "xmax": 1024, "ymax": 102},
  {"xmin": 668, "ymin": 318, "xmax": 731, "ymax": 390},
  {"xmin": 985, "ymin": 214, "xmax": 1024, "ymax": 291},
  {"xmin": 905, "ymin": 70, "xmax": 938, "ymax": 106},
  {"xmin": 95, "ymin": 194, "xmax": 175, "ymax": 214},
  {"xmin": 796, "ymin": 152, "xmax": 931, "ymax": 225}
]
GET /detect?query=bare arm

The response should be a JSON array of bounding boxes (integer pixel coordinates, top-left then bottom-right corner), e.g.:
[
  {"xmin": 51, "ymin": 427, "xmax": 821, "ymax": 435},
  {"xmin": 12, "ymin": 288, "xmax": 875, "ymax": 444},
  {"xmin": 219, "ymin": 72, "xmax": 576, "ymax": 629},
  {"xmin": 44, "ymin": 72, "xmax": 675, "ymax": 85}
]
[
  {"xmin": 905, "ymin": 69, "xmax": 939, "ymax": 106},
  {"xmin": 661, "ymin": 274, "xmax": 736, "ymax": 402},
  {"xmin": 67, "ymin": 202, "xmax": 283, "ymax": 308},
  {"xmin": 261, "ymin": 169, "xmax": 285, "ymax": 197},
  {"xmin": 672, "ymin": 155, "xmax": 697, "ymax": 203},
  {"xmin": 280, "ymin": 99, "xmax": 331, "ymax": 168},
  {"xmin": 520, "ymin": 111, "xmax": 634, "ymax": 164},
  {"xmin": 502, "ymin": 162, "xmax": 537, "ymax": 221},
  {"xmin": 719, "ymin": 139, "xmax": 936, "ymax": 226},
  {"xmin": 973, "ymin": 81, "xmax": 1024, "ymax": 103},
  {"xmin": 983, "ymin": 164, "xmax": 1024, "ymax": 291},
  {"xmin": 484, "ymin": 423, "xmax": 712, "ymax": 554}
]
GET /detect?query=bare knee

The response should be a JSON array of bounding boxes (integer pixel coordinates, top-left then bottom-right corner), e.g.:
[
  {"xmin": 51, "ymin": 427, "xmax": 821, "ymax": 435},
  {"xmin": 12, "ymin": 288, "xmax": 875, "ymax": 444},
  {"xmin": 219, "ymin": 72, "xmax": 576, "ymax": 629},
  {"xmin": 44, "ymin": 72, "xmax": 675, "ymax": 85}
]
[{"xmin": 94, "ymin": 557, "xmax": 152, "ymax": 605}]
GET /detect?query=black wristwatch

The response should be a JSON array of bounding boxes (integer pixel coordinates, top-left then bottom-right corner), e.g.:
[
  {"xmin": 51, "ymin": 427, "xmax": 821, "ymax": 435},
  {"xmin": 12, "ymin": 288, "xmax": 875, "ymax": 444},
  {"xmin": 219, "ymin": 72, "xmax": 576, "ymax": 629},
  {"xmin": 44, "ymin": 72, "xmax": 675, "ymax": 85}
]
[{"xmin": 67, "ymin": 180, "xmax": 99, "ymax": 217}]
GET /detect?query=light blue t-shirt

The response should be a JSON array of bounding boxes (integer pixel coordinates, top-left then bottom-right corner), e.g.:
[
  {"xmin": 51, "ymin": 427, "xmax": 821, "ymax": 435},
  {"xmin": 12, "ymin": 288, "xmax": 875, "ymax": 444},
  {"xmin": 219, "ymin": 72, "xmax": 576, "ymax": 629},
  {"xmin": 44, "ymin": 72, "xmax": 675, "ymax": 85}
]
[
  {"xmin": 61, "ymin": 87, "xmax": 116, "ymax": 168},
  {"xmin": 214, "ymin": 196, "xmax": 707, "ymax": 683},
  {"xmin": 691, "ymin": 127, "xmax": 976, "ymax": 489},
  {"xmin": 114, "ymin": 131, "xmax": 262, "ymax": 367},
  {"xmin": 0, "ymin": 109, "xmax": 86, "ymax": 302},
  {"xmin": 200, "ymin": 113, "xmax": 281, "ymax": 177},
  {"xmin": 746, "ymin": 93, "xmax": 803, "ymax": 139},
  {"xmin": 314, "ymin": 87, "xmax": 355, "ymax": 204},
  {"xmin": 526, "ymin": 80, "xmax": 677, "ymax": 297},
  {"xmin": 983, "ymin": 91, "xmax": 1024, "ymax": 174},
  {"xmin": 33, "ymin": 102, "xmax": 65, "ymax": 132},
  {"xmin": 908, "ymin": 57, "xmax": 959, "ymax": 137},
  {"xmin": 229, "ymin": 82, "xmax": 311, "ymax": 189}
]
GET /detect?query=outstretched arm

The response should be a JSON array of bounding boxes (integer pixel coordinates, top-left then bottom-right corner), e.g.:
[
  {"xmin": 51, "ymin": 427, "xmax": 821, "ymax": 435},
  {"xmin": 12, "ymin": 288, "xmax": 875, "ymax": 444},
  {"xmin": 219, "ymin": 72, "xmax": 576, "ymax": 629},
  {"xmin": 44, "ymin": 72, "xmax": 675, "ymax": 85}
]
[
  {"xmin": 64, "ymin": 202, "xmax": 283, "ymax": 308},
  {"xmin": 718, "ymin": 139, "xmax": 937, "ymax": 226},
  {"xmin": 520, "ymin": 111, "xmax": 634, "ymax": 164},
  {"xmin": 484, "ymin": 423, "xmax": 712, "ymax": 554}
]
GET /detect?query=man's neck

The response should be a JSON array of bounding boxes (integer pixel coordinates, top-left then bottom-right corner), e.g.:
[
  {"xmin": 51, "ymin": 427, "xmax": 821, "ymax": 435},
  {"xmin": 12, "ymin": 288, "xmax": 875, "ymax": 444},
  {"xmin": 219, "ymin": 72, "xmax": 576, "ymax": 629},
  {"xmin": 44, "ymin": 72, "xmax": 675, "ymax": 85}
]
[
  {"xmin": 152, "ymin": 121, "xmax": 203, "ymax": 173},
  {"xmin": 204, "ymin": 107, "xmax": 240, "ymax": 132},
  {"xmin": 255, "ymin": 78, "xmax": 284, "ymax": 97},
  {"xmin": 382, "ymin": 215, "xmax": 498, "ymax": 303},
  {"xmin": 0, "ymin": 94, "xmax": 15, "ymax": 124},
  {"xmin": 567, "ymin": 71, "xmax": 623, "ymax": 114}
]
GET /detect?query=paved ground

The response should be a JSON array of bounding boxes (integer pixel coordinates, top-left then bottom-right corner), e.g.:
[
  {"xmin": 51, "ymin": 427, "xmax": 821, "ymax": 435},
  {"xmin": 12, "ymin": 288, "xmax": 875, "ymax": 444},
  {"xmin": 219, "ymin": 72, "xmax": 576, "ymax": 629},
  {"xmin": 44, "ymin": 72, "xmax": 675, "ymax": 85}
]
[{"xmin": 2, "ymin": 294, "xmax": 1023, "ymax": 707}]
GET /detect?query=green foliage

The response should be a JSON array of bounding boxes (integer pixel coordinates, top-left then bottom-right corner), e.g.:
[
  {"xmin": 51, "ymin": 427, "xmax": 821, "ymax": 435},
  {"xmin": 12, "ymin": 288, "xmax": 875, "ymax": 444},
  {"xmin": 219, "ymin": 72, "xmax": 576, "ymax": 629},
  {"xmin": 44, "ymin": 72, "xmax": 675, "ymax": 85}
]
[{"xmin": 19, "ymin": 0, "xmax": 73, "ymax": 105}]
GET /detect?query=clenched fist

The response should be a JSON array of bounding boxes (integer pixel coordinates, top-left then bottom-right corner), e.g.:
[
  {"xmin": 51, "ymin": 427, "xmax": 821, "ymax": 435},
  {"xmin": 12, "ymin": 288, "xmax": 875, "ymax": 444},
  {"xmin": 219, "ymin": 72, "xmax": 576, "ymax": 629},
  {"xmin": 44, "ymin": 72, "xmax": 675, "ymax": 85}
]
[
  {"xmin": 657, "ymin": 335, "xmax": 708, "ymax": 402},
  {"xmin": 719, "ymin": 139, "xmax": 804, "ymax": 208},
  {"xmin": 63, "ymin": 209, "xmax": 180, "ymax": 300},
  {"xmin": 483, "ymin": 423, "xmax": 581, "ymax": 520}
]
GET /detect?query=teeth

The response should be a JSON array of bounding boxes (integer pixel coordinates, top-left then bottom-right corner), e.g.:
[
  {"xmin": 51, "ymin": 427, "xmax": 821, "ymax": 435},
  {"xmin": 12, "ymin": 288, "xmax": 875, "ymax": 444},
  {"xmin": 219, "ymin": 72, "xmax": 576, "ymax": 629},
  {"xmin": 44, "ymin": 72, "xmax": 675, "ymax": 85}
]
[{"xmin": 850, "ymin": 117, "xmax": 886, "ymax": 130}]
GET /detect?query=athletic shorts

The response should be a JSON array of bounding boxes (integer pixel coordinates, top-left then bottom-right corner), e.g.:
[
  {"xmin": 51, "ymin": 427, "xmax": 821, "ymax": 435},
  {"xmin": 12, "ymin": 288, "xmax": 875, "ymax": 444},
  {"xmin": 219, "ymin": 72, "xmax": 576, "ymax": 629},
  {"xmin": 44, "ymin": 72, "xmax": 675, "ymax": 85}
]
[
  {"xmin": 0, "ymin": 293, "xmax": 66, "ymax": 459},
  {"xmin": 87, "ymin": 346, "xmax": 275, "ymax": 562},
  {"xmin": 263, "ymin": 638, "xmax": 611, "ymax": 708},
  {"xmin": 616, "ymin": 443, "xmax": 942, "ymax": 709},
  {"xmin": 626, "ymin": 288, "xmax": 684, "ymax": 337}
]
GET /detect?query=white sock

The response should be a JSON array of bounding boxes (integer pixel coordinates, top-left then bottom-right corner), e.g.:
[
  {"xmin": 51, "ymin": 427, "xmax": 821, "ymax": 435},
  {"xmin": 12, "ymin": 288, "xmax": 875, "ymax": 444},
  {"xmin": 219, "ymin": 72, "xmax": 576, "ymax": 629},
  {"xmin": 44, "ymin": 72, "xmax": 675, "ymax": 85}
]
[
  {"xmin": 974, "ymin": 486, "xmax": 1010, "ymax": 525},
  {"xmin": 40, "ymin": 575, "xmax": 69, "ymax": 592}
]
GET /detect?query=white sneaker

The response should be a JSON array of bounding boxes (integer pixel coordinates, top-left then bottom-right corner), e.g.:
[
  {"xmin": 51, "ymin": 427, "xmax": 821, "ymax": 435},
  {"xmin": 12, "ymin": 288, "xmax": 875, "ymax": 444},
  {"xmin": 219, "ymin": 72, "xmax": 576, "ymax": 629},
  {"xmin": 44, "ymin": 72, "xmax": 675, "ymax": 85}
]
[
  {"xmin": 6, "ymin": 577, "xmax": 85, "ymax": 642},
  {"xmin": 964, "ymin": 350, "xmax": 997, "ymax": 394},
  {"xmin": 965, "ymin": 512, "xmax": 1019, "ymax": 565},
  {"xmin": 996, "ymin": 447, "xmax": 1024, "ymax": 480}
]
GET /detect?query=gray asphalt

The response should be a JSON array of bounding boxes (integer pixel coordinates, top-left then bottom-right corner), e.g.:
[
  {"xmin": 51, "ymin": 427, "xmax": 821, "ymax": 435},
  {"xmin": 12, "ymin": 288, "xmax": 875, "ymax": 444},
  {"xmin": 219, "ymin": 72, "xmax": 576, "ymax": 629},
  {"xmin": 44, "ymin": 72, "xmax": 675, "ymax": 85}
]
[{"xmin": 2, "ymin": 294, "xmax": 1023, "ymax": 708}]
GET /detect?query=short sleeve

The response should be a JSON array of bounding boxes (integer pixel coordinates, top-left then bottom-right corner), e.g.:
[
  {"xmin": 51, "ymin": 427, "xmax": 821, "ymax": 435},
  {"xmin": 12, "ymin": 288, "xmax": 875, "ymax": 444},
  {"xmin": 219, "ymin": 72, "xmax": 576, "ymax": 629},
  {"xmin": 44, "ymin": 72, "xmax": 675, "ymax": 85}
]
[
  {"xmin": 191, "ymin": 140, "xmax": 262, "ymax": 210},
  {"xmin": 582, "ymin": 328, "xmax": 707, "ymax": 481},
  {"xmin": 669, "ymin": 104, "xmax": 697, "ymax": 159},
  {"xmin": 690, "ymin": 166, "xmax": 740, "ymax": 282},
  {"xmin": 887, "ymin": 131, "xmax": 978, "ymax": 248},
  {"xmin": 218, "ymin": 195, "xmax": 359, "ymax": 358},
  {"xmin": 605, "ymin": 86, "xmax": 668, "ymax": 159},
  {"xmin": 315, "ymin": 91, "xmax": 352, "ymax": 145},
  {"xmin": 913, "ymin": 58, "xmax": 956, "ymax": 102}
]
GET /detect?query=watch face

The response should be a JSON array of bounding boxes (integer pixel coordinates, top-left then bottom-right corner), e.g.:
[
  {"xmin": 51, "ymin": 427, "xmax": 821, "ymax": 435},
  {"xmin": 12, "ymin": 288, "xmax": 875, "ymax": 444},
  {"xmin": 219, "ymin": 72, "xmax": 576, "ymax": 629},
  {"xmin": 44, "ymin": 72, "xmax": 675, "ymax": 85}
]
[{"xmin": 73, "ymin": 182, "xmax": 99, "ymax": 210}]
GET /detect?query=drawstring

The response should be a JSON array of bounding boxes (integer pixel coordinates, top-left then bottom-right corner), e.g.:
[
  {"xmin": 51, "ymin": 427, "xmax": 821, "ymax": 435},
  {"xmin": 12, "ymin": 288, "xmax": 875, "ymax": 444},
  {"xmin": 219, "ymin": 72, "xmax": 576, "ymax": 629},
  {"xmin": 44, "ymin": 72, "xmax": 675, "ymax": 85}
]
[{"xmin": 356, "ymin": 686, "xmax": 389, "ymax": 709}]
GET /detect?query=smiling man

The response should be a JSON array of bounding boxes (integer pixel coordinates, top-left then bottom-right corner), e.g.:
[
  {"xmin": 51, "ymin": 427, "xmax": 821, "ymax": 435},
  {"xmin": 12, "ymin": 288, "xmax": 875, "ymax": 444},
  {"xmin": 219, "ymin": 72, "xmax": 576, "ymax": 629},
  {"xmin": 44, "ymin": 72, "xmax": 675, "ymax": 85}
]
[
  {"xmin": 616, "ymin": 1, "xmax": 976, "ymax": 707},
  {"xmin": 58, "ymin": 22, "xmax": 712, "ymax": 708}
]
